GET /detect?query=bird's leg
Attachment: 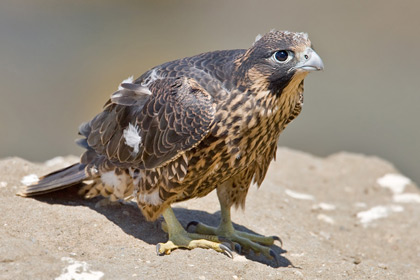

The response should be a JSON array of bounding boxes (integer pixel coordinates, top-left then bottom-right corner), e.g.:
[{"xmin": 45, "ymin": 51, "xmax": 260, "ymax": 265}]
[
  {"xmin": 156, "ymin": 207, "xmax": 233, "ymax": 257},
  {"xmin": 187, "ymin": 186, "xmax": 281, "ymax": 260}
]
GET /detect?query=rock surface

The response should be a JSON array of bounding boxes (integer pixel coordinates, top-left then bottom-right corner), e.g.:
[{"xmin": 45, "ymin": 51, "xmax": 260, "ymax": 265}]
[{"xmin": 0, "ymin": 148, "xmax": 419, "ymax": 280}]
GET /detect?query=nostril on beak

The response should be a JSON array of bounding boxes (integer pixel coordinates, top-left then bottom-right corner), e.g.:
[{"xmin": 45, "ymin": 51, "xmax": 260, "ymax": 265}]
[{"xmin": 304, "ymin": 54, "xmax": 309, "ymax": 60}]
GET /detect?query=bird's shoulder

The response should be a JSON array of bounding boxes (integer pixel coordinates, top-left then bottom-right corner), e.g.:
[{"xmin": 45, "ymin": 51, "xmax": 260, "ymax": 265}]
[{"xmin": 135, "ymin": 49, "xmax": 245, "ymax": 98}]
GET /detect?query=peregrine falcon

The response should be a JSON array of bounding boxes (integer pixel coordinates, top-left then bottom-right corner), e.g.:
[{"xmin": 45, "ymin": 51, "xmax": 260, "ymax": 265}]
[{"xmin": 19, "ymin": 30, "xmax": 323, "ymax": 262}]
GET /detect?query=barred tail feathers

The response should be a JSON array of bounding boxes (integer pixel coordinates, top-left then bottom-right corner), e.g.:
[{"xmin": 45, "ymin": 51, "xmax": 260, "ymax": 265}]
[{"xmin": 17, "ymin": 163, "xmax": 87, "ymax": 197}]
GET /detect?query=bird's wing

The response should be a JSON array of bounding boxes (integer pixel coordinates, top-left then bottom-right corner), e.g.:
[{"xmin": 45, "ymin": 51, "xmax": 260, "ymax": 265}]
[{"xmin": 85, "ymin": 77, "xmax": 215, "ymax": 169}]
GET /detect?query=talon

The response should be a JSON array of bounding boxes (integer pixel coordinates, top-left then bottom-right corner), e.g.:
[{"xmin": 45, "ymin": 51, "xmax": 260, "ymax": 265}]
[
  {"xmin": 269, "ymin": 249, "xmax": 280, "ymax": 266},
  {"xmin": 156, "ymin": 244, "xmax": 162, "ymax": 256},
  {"xmin": 219, "ymin": 244, "xmax": 233, "ymax": 259},
  {"xmin": 234, "ymin": 243, "xmax": 242, "ymax": 254},
  {"xmin": 272, "ymin": 235, "xmax": 283, "ymax": 247},
  {"xmin": 186, "ymin": 221, "xmax": 199, "ymax": 231},
  {"xmin": 218, "ymin": 236, "xmax": 234, "ymax": 249}
]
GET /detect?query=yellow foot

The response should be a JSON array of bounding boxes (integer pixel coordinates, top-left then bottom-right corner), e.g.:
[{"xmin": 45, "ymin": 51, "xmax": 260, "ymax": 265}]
[
  {"xmin": 156, "ymin": 229, "xmax": 233, "ymax": 258},
  {"xmin": 186, "ymin": 221, "xmax": 281, "ymax": 263}
]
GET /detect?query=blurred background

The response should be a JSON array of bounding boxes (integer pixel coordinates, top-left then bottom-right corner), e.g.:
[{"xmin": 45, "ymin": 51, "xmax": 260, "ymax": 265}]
[{"xmin": 1, "ymin": 0, "xmax": 419, "ymax": 184}]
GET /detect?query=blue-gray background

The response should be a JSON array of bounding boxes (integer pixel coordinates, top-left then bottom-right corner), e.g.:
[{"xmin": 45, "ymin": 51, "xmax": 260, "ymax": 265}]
[{"xmin": 1, "ymin": 1, "xmax": 419, "ymax": 184}]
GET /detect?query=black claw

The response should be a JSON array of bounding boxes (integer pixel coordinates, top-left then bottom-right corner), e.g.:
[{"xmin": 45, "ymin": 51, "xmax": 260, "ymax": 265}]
[
  {"xmin": 272, "ymin": 235, "xmax": 283, "ymax": 247},
  {"xmin": 234, "ymin": 243, "xmax": 242, "ymax": 254},
  {"xmin": 219, "ymin": 244, "xmax": 233, "ymax": 259},
  {"xmin": 186, "ymin": 220, "xmax": 199, "ymax": 231},
  {"xmin": 156, "ymin": 244, "xmax": 162, "ymax": 256},
  {"xmin": 269, "ymin": 249, "xmax": 280, "ymax": 266},
  {"xmin": 217, "ymin": 236, "xmax": 234, "ymax": 248}
]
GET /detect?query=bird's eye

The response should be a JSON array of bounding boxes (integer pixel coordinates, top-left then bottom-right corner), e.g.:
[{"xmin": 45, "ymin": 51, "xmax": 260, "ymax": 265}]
[{"xmin": 273, "ymin": 50, "xmax": 293, "ymax": 63}]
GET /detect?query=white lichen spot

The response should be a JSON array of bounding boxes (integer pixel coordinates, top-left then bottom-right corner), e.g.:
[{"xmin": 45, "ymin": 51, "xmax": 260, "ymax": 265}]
[
  {"xmin": 123, "ymin": 123, "xmax": 142, "ymax": 154},
  {"xmin": 354, "ymin": 202, "xmax": 367, "ymax": 208},
  {"xmin": 378, "ymin": 263, "xmax": 388, "ymax": 270},
  {"xmin": 0, "ymin": 181, "xmax": 7, "ymax": 188},
  {"xmin": 357, "ymin": 205, "xmax": 404, "ymax": 227},
  {"xmin": 377, "ymin": 173, "xmax": 411, "ymax": 194},
  {"xmin": 21, "ymin": 174, "xmax": 39, "ymax": 186},
  {"xmin": 101, "ymin": 171, "xmax": 120, "ymax": 187},
  {"xmin": 118, "ymin": 75, "xmax": 134, "ymax": 90},
  {"xmin": 312, "ymin": 202, "xmax": 336, "ymax": 211},
  {"xmin": 393, "ymin": 193, "xmax": 420, "ymax": 204},
  {"xmin": 290, "ymin": 253, "xmax": 305, "ymax": 258},
  {"xmin": 55, "ymin": 257, "xmax": 104, "ymax": 280},
  {"xmin": 139, "ymin": 189, "xmax": 162, "ymax": 206},
  {"xmin": 285, "ymin": 189, "xmax": 314, "ymax": 200},
  {"xmin": 317, "ymin": 214, "xmax": 335, "ymax": 224}
]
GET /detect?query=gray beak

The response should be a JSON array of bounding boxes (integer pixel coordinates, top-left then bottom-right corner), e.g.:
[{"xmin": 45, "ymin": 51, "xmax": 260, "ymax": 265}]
[{"xmin": 298, "ymin": 48, "xmax": 324, "ymax": 71}]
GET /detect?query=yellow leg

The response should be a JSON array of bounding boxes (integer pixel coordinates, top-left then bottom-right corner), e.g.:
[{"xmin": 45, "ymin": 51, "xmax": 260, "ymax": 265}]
[
  {"xmin": 185, "ymin": 183, "xmax": 281, "ymax": 264},
  {"xmin": 156, "ymin": 207, "xmax": 233, "ymax": 258},
  {"xmin": 187, "ymin": 201, "xmax": 281, "ymax": 261}
]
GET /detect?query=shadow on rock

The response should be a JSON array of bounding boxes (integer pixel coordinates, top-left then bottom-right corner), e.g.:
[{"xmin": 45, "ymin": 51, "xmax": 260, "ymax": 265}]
[
  {"xmin": 174, "ymin": 207, "xmax": 291, "ymax": 268},
  {"xmin": 29, "ymin": 184, "xmax": 291, "ymax": 268}
]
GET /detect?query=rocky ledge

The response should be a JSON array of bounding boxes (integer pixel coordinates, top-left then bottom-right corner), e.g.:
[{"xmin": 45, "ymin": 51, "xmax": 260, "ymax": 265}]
[{"xmin": 0, "ymin": 148, "xmax": 419, "ymax": 279}]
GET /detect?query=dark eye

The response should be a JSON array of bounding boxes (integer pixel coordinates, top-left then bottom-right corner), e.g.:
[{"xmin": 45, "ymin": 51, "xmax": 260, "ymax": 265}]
[{"xmin": 273, "ymin": 50, "xmax": 293, "ymax": 62}]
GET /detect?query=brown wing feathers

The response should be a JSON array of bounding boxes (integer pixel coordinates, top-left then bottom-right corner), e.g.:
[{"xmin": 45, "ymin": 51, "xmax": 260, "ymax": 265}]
[{"xmin": 84, "ymin": 77, "xmax": 215, "ymax": 172}]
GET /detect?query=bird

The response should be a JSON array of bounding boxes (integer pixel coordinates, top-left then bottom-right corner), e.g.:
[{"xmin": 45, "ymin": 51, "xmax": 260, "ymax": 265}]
[{"xmin": 18, "ymin": 30, "xmax": 323, "ymax": 262}]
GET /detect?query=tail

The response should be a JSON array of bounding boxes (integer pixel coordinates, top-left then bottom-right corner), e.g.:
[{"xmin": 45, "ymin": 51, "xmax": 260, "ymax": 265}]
[{"xmin": 17, "ymin": 163, "xmax": 87, "ymax": 197}]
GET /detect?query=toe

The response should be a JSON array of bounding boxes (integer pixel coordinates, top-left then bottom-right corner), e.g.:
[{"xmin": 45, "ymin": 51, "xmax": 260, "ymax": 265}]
[
  {"xmin": 156, "ymin": 243, "xmax": 162, "ymax": 256},
  {"xmin": 234, "ymin": 243, "xmax": 242, "ymax": 254},
  {"xmin": 272, "ymin": 235, "xmax": 283, "ymax": 247},
  {"xmin": 156, "ymin": 240, "xmax": 177, "ymax": 255},
  {"xmin": 219, "ymin": 243, "xmax": 233, "ymax": 259},
  {"xmin": 188, "ymin": 239, "xmax": 233, "ymax": 259},
  {"xmin": 186, "ymin": 221, "xmax": 218, "ymax": 235},
  {"xmin": 269, "ymin": 249, "xmax": 281, "ymax": 266},
  {"xmin": 186, "ymin": 220, "xmax": 199, "ymax": 231}
]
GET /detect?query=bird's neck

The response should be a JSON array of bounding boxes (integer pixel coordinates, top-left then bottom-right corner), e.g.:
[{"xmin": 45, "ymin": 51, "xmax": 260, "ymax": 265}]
[{"xmin": 250, "ymin": 71, "xmax": 307, "ymax": 129}]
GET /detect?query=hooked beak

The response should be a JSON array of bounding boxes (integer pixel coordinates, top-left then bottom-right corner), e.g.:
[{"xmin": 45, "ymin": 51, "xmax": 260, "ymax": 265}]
[{"xmin": 297, "ymin": 48, "xmax": 324, "ymax": 71}]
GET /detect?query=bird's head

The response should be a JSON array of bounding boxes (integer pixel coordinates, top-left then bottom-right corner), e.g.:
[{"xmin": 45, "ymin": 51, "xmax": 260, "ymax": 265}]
[{"xmin": 235, "ymin": 30, "xmax": 323, "ymax": 94}]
